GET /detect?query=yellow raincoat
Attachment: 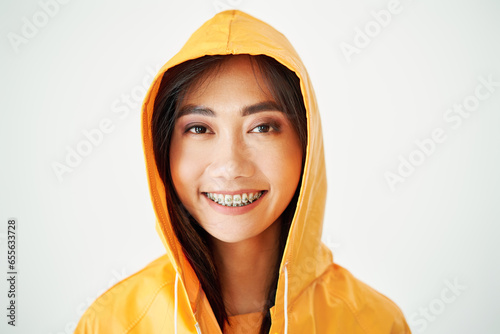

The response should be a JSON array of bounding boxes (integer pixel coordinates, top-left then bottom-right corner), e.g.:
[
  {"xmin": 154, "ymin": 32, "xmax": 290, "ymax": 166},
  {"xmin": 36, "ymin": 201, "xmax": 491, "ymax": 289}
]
[{"xmin": 75, "ymin": 9, "xmax": 411, "ymax": 334}]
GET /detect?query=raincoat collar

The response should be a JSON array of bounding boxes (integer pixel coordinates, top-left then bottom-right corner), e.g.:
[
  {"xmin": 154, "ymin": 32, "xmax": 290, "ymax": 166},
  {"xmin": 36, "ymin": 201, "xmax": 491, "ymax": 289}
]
[{"xmin": 141, "ymin": 9, "xmax": 330, "ymax": 332}]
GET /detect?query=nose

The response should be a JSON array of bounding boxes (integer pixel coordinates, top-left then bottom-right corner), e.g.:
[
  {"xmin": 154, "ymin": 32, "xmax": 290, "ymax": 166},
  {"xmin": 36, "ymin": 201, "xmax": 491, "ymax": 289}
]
[{"xmin": 207, "ymin": 133, "xmax": 255, "ymax": 180}]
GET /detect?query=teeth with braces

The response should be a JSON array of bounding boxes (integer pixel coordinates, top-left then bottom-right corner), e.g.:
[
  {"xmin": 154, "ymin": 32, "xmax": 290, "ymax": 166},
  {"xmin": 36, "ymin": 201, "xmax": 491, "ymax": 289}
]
[{"xmin": 205, "ymin": 191, "xmax": 265, "ymax": 207}]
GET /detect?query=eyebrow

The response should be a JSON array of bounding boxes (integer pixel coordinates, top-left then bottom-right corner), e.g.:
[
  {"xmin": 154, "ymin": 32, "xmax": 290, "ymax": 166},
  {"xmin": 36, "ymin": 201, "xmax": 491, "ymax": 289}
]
[{"xmin": 177, "ymin": 101, "xmax": 282, "ymax": 118}]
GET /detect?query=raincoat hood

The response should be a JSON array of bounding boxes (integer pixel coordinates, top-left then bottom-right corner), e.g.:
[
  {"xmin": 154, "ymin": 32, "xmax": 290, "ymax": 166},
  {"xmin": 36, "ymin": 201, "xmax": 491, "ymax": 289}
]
[
  {"xmin": 142, "ymin": 9, "xmax": 330, "ymax": 332},
  {"xmin": 75, "ymin": 9, "xmax": 411, "ymax": 334}
]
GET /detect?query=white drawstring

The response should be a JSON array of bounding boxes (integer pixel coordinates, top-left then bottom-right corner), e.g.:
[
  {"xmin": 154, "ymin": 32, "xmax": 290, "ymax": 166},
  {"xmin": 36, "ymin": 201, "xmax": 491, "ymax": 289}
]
[
  {"xmin": 174, "ymin": 271, "xmax": 179, "ymax": 334},
  {"xmin": 284, "ymin": 264, "xmax": 289, "ymax": 333},
  {"xmin": 175, "ymin": 271, "xmax": 202, "ymax": 333}
]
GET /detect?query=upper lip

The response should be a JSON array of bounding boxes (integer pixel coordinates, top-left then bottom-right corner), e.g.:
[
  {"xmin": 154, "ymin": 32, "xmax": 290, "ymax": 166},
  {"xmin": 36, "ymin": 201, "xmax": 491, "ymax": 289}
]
[{"xmin": 202, "ymin": 189, "xmax": 267, "ymax": 195}]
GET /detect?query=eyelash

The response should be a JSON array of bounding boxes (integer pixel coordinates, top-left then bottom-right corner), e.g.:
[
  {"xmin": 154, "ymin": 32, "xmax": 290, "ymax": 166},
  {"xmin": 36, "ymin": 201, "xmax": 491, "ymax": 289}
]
[{"xmin": 185, "ymin": 121, "xmax": 281, "ymax": 135}]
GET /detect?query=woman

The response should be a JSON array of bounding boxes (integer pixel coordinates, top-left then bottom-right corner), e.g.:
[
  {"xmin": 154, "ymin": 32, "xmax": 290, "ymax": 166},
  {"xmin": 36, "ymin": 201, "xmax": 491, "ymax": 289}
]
[{"xmin": 75, "ymin": 10, "xmax": 411, "ymax": 333}]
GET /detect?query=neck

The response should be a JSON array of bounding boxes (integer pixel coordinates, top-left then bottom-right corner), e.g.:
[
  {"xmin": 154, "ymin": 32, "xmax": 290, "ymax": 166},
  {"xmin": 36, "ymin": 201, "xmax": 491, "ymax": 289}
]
[{"xmin": 210, "ymin": 218, "xmax": 281, "ymax": 316}]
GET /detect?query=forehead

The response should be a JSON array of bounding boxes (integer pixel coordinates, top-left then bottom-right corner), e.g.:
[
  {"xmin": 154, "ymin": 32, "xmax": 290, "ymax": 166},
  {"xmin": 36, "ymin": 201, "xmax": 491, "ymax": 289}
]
[{"xmin": 179, "ymin": 55, "xmax": 274, "ymax": 110}]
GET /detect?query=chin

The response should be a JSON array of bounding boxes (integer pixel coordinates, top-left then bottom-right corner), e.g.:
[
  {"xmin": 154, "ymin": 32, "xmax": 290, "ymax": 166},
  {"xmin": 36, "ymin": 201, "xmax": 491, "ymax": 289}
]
[{"xmin": 209, "ymin": 228, "xmax": 263, "ymax": 244}]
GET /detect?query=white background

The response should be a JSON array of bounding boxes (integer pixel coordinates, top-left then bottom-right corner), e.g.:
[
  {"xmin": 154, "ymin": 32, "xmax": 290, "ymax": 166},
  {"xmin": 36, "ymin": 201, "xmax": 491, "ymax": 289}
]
[{"xmin": 1, "ymin": 0, "xmax": 499, "ymax": 333}]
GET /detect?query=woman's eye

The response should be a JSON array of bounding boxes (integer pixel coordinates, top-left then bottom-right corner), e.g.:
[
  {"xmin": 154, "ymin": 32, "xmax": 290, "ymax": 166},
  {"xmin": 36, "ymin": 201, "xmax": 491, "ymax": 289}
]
[
  {"xmin": 187, "ymin": 125, "xmax": 209, "ymax": 134},
  {"xmin": 251, "ymin": 122, "xmax": 280, "ymax": 133},
  {"xmin": 253, "ymin": 124, "xmax": 271, "ymax": 133}
]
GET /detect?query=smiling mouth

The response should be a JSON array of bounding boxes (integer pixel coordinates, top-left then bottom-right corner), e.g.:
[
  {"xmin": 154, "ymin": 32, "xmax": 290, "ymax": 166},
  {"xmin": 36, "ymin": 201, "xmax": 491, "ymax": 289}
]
[{"xmin": 203, "ymin": 191, "xmax": 266, "ymax": 207}]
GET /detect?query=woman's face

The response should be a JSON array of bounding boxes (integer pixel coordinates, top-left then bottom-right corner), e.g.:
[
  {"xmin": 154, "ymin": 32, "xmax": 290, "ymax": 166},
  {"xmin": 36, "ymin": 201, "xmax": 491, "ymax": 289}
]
[{"xmin": 169, "ymin": 55, "xmax": 303, "ymax": 243}]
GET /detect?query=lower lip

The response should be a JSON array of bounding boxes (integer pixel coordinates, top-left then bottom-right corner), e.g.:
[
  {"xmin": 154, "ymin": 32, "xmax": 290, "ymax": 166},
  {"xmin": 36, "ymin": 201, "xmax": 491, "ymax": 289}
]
[{"xmin": 203, "ymin": 191, "xmax": 267, "ymax": 216}]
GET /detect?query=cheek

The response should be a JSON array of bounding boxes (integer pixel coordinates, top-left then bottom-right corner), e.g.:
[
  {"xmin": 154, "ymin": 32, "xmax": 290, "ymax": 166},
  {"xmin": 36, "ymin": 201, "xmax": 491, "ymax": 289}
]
[
  {"xmin": 261, "ymin": 139, "xmax": 303, "ymax": 189},
  {"xmin": 169, "ymin": 138, "xmax": 206, "ymax": 192}
]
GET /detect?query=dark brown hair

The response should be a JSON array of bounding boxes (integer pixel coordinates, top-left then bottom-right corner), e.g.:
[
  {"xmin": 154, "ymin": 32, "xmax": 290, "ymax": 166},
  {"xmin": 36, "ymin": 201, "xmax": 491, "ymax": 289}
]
[{"xmin": 151, "ymin": 54, "xmax": 307, "ymax": 333}]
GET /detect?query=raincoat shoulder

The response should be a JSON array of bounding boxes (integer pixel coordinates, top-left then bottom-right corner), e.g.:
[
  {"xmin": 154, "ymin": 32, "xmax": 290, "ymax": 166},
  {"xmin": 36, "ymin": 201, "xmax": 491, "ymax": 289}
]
[
  {"xmin": 74, "ymin": 254, "xmax": 179, "ymax": 333},
  {"xmin": 310, "ymin": 262, "xmax": 412, "ymax": 333}
]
